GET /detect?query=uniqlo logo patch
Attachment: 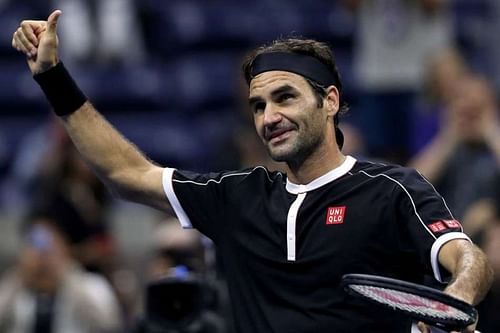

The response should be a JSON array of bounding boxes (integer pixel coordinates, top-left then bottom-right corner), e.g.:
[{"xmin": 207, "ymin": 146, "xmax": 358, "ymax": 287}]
[
  {"xmin": 428, "ymin": 221, "xmax": 447, "ymax": 233},
  {"xmin": 441, "ymin": 219, "xmax": 462, "ymax": 229},
  {"xmin": 326, "ymin": 206, "xmax": 346, "ymax": 225}
]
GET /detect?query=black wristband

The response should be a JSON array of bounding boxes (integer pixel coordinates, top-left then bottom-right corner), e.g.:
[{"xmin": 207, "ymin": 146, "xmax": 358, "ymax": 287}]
[{"xmin": 33, "ymin": 62, "xmax": 87, "ymax": 116}]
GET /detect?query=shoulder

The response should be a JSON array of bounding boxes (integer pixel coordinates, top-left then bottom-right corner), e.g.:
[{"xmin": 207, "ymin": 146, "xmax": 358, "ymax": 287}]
[
  {"xmin": 350, "ymin": 158, "xmax": 433, "ymax": 193},
  {"xmin": 353, "ymin": 158, "xmax": 425, "ymax": 182},
  {"xmin": 173, "ymin": 166, "xmax": 285, "ymax": 186}
]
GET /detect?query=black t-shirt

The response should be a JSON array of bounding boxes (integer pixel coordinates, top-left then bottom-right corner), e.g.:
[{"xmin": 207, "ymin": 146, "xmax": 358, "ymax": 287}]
[{"xmin": 162, "ymin": 156, "xmax": 470, "ymax": 333}]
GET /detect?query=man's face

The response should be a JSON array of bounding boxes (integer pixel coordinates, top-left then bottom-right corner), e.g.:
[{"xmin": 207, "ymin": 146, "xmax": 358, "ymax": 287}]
[
  {"xmin": 249, "ymin": 71, "xmax": 329, "ymax": 163},
  {"xmin": 448, "ymin": 78, "xmax": 496, "ymax": 142},
  {"xmin": 19, "ymin": 222, "xmax": 69, "ymax": 293}
]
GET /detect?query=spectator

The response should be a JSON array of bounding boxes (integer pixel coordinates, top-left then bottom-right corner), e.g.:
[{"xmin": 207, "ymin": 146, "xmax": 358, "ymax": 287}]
[
  {"xmin": 28, "ymin": 125, "xmax": 115, "ymax": 276},
  {"xmin": 465, "ymin": 174, "xmax": 500, "ymax": 333},
  {"xmin": 344, "ymin": 0, "xmax": 453, "ymax": 163},
  {"xmin": 0, "ymin": 210, "xmax": 123, "ymax": 333},
  {"xmin": 424, "ymin": 47, "xmax": 469, "ymax": 105},
  {"xmin": 410, "ymin": 47, "xmax": 469, "ymax": 154},
  {"xmin": 410, "ymin": 74, "xmax": 500, "ymax": 221}
]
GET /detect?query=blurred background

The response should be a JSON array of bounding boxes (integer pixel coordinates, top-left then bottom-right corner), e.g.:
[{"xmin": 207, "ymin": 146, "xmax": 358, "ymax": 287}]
[{"xmin": 0, "ymin": 0, "xmax": 499, "ymax": 332}]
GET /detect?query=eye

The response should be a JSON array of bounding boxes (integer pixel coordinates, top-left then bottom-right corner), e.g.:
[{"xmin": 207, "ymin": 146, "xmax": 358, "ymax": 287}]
[
  {"xmin": 277, "ymin": 93, "xmax": 295, "ymax": 103},
  {"xmin": 253, "ymin": 102, "xmax": 266, "ymax": 114}
]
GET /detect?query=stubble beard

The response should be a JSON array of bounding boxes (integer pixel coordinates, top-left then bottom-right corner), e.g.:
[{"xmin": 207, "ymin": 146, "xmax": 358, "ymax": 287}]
[{"xmin": 267, "ymin": 126, "xmax": 325, "ymax": 168}]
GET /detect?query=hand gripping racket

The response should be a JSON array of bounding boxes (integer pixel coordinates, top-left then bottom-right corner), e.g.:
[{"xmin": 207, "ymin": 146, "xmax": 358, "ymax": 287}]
[{"xmin": 341, "ymin": 274, "xmax": 478, "ymax": 332}]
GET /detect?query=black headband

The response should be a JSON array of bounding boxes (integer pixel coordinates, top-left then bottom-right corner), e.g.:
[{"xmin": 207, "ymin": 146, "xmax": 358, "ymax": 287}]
[
  {"xmin": 249, "ymin": 51, "xmax": 344, "ymax": 150},
  {"xmin": 249, "ymin": 52, "xmax": 338, "ymax": 87}
]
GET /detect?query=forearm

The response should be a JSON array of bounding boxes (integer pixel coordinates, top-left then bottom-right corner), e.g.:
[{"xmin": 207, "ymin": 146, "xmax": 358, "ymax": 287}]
[
  {"xmin": 13, "ymin": 11, "xmax": 170, "ymax": 211},
  {"xmin": 408, "ymin": 134, "xmax": 456, "ymax": 182},
  {"xmin": 442, "ymin": 243, "xmax": 493, "ymax": 305},
  {"xmin": 37, "ymin": 65, "xmax": 169, "ymax": 210},
  {"xmin": 62, "ymin": 102, "xmax": 155, "ymax": 199}
]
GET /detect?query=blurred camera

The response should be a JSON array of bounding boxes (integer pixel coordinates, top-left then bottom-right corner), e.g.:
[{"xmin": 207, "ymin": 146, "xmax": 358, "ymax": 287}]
[{"xmin": 134, "ymin": 271, "xmax": 225, "ymax": 333}]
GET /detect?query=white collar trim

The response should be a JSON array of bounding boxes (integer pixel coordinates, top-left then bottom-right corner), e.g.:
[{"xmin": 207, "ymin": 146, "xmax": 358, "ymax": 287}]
[{"xmin": 285, "ymin": 155, "xmax": 356, "ymax": 194}]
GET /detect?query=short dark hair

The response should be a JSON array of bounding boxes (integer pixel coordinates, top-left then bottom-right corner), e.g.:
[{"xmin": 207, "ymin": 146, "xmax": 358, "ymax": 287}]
[
  {"xmin": 23, "ymin": 192, "xmax": 96, "ymax": 245},
  {"xmin": 242, "ymin": 38, "xmax": 349, "ymax": 117}
]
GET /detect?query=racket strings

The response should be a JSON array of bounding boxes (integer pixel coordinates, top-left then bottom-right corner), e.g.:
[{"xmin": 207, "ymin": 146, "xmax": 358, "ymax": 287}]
[{"xmin": 350, "ymin": 285, "xmax": 470, "ymax": 321}]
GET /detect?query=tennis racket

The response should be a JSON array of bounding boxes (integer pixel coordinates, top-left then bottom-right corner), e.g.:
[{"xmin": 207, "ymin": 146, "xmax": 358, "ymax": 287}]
[{"xmin": 341, "ymin": 274, "xmax": 478, "ymax": 332}]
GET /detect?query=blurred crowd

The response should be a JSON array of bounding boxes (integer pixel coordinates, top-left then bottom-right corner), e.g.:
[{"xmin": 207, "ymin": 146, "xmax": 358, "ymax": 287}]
[{"xmin": 0, "ymin": 0, "xmax": 499, "ymax": 332}]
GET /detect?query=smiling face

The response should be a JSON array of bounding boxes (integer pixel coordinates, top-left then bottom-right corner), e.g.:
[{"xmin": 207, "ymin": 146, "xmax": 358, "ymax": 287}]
[{"xmin": 249, "ymin": 71, "xmax": 337, "ymax": 165}]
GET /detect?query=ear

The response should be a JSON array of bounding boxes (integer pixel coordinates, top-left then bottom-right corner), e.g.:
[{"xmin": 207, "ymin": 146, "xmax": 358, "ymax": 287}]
[{"xmin": 325, "ymin": 85, "xmax": 340, "ymax": 117}]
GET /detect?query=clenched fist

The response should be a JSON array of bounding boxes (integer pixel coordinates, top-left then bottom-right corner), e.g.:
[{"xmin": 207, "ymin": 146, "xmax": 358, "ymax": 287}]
[{"xmin": 12, "ymin": 10, "xmax": 62, "ymax": 75}]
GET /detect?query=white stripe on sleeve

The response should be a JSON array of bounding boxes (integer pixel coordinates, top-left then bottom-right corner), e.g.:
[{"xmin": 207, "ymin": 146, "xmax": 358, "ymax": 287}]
[
  {"xmin": 162, "ymin": 168, "xmax": 193, "ymax": 228},
  {"xmin": 430, "ymin": 232, "xmax": 471, "ymax": 283}
]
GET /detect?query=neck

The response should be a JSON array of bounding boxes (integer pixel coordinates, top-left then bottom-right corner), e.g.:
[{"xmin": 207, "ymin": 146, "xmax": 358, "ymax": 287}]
[{"xmin": 286, "ymin": 141, "xmax": 346, "ymax": 184}]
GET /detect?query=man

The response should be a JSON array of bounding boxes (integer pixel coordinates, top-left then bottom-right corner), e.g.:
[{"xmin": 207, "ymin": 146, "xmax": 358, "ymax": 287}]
[
  {"xmin": 410, "ymin": 74, "xmax": 500, "ymax": 220},
  {"xmin": 12, "ymin": 10, "xmax": 493, "ymax": 333},
  {"xmin": 0, "ymin": 210, "xmax": 122, "ymax": 333},
  {"xmin": 343, "ymin": 0, "xmax": 453, "ymax": 163}
]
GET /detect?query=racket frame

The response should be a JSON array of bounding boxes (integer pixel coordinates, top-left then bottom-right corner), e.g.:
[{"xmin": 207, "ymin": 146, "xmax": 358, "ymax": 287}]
[{"xmin": 341, "ymin": 274, "xmax": 478, "ymax": 331}]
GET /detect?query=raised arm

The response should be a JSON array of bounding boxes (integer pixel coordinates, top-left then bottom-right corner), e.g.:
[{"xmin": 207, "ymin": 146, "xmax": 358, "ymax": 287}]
[
  {"xmin": 12, "ymin": 10, "xmax": 170, "ymax": 212},
  {"xmin": 408, "ymin": 130, "xmax": 457, "ymax": 183}
]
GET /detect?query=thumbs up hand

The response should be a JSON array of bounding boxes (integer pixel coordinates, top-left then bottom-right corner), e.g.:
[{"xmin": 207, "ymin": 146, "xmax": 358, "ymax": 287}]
[{"xmin": 12, "ymin": 10, "xmax": 62, "ymax": 74}]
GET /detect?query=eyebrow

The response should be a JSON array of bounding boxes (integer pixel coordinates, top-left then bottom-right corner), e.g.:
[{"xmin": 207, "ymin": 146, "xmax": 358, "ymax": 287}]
[
  {"xmin": 248, "ymin": 84, "xmax": 297, "ymax": 107},
  {"xmin": 248, "ymin": 96, "xmax": 262, "ymax": 108}
]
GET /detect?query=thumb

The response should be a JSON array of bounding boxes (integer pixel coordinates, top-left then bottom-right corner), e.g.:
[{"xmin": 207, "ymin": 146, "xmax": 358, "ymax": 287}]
[{"xmin": 46, "ymin": 10, "xmax": 62, "ymax": 35}]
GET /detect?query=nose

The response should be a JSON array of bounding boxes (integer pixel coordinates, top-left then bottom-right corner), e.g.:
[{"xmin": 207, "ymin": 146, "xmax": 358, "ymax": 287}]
[{"xmin": 262, "ymin": 104, "xmax": 282, "ymax": 128}]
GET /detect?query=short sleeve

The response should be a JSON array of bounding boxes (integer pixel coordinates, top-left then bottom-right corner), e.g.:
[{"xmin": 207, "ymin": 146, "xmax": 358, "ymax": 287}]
[
  {"xmin": 163, "ymin": 168, "xmax": 232, "ymax": 240},
  {"xmin": 393, "ymin": 168, "xmax": 471, "ymax": 283}
]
